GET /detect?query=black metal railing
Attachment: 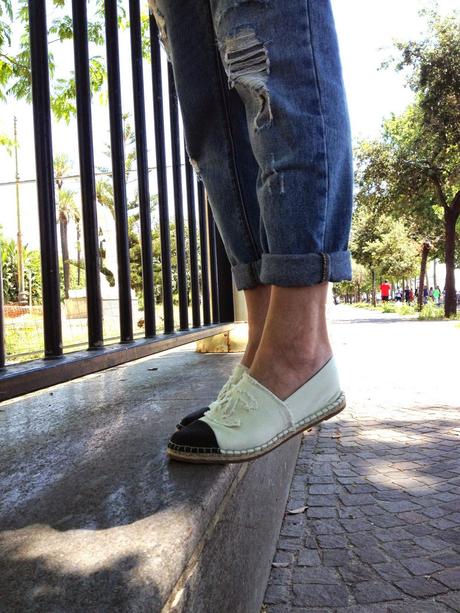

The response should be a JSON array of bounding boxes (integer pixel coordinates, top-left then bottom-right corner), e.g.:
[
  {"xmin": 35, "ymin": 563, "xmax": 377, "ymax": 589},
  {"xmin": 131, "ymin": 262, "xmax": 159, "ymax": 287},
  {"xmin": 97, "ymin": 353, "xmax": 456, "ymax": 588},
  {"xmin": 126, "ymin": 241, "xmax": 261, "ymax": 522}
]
[{"xmin": 0, "ymin": 1, "xmax": 234, "ymax": 401}]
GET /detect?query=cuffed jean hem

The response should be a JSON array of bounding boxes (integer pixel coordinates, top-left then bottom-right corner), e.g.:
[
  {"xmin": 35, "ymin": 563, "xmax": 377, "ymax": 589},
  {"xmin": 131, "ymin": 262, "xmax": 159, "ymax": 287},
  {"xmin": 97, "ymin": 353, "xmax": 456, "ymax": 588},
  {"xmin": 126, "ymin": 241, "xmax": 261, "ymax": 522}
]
[
  {"xmin": 259, "ymin": 251, "xmax": 352, "ymax": 287},
  {"xmin": 232, "ymin": 258, "xmax": 262, "ymax": 290}
]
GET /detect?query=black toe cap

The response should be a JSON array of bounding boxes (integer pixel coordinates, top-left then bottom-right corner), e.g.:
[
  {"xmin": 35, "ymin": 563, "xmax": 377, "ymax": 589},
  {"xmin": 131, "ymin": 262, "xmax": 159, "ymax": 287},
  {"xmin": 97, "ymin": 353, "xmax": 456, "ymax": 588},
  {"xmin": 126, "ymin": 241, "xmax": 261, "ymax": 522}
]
[
  {"xmin": 169, "ymin": 420, "xmax": 220, "ymax": 454},
  {"xmin": 178, "ymin": 407, "xmax": 208, "ymax": 429}
]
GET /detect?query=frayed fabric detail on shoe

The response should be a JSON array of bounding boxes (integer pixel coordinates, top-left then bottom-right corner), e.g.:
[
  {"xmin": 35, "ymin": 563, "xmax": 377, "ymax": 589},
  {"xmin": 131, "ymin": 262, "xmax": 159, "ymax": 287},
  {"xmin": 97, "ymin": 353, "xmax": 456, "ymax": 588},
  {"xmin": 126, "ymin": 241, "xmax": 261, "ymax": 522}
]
[{"xmin": 206, "ymin": 373, "xmax": 259, "ymax": 428}]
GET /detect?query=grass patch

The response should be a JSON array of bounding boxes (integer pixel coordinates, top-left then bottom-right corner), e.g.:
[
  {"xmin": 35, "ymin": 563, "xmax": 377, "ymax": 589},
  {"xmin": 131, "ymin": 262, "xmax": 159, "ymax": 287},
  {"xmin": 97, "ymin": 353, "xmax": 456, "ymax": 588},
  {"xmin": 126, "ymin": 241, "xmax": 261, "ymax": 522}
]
[
  {"xmin": 418, "ymin": 302, "xmax": 445, "ymax": 320},
  {"xmin": 350, "ymin": 301, "xmax": 460, "ymax": 321}
]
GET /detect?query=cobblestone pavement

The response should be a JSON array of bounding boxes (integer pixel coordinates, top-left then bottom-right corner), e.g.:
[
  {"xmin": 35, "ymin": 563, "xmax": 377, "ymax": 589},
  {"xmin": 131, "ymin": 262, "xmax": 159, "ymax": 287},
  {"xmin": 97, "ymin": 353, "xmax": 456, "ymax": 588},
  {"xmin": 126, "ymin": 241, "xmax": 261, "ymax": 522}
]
[{"xmin": 263, "ymin": 306, "xmax": 460, "ymax": 612}]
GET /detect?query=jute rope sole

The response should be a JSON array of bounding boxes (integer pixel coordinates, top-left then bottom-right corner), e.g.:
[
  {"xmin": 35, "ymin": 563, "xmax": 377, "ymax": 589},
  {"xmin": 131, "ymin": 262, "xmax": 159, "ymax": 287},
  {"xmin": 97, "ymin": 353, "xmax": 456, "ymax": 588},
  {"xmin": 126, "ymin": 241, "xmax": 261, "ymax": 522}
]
[{"xmin": 167, "ymin": 395, "xmax": 346, "ymax": 464}]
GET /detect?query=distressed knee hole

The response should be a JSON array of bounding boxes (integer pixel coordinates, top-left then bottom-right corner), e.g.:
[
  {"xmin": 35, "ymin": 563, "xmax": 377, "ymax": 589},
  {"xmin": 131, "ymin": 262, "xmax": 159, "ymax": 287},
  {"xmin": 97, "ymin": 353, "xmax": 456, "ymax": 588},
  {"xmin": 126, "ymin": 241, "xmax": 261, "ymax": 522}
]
[
  {"xmin": 148, "ymin": 0, "xmax": 171, "ymax": 61},
  {"xmin": 221, "ymin": 27, "xmax": 272, "ymax": 131}
]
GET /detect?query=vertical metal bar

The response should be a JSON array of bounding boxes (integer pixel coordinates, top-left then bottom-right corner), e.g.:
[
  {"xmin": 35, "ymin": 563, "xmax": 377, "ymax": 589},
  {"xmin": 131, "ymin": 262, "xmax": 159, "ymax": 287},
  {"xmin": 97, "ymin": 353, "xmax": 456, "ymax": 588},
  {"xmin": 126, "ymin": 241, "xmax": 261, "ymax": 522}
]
[
  {"xmin": 208, "ymin": 205, "xmax": 220, "ymax": 324},
  {"xmin": 0, "ymin": 257, "xmax": 5, "ymax": 368},
  {"xmin": 149, "ymin": 15, "xmax": 174, "ymax": 333},
  {"xmin": 168, "ymin": 66, "xmax": 188, "ymax": 331},
  {"xmin": 185, "ymin": 157, "xmax": 201, "ymax": 328},
  {"xmin": 215, "ymin": 230, "xmax": 234, "ymax": 323},
  {"xmin": 129, "ymin": 0, "xmax": 155, "ymax": 337},
  {"xmin": 72, "ymin": 0, "xmax": 104, "ymax": 349},
  {"xmin": 28, "ymin": 0, "xmax": 63, "ymax": 358},
  {"xmin": 197, "ymin": 182, "xmax": 211, "ymax": 325},
  {"xmin": 104, "ymin": 0, "xmax": 133, "ymax": 342}
]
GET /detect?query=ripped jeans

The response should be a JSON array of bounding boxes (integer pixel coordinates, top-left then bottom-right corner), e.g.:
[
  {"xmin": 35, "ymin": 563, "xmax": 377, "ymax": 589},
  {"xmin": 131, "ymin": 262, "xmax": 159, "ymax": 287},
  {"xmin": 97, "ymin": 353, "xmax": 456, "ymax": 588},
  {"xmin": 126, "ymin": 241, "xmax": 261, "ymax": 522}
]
[{"xmin": 148, "ymin": 0, "xmax": 353, "ymax": 289}]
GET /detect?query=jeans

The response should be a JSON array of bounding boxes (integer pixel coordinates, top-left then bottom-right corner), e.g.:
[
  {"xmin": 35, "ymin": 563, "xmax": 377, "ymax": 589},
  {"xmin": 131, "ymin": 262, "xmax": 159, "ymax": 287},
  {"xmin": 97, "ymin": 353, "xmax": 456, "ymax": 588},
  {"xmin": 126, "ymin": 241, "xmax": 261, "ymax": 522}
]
[{"xmin": 148, "ymin": 0, "xmax": 353, "ymax": 290}]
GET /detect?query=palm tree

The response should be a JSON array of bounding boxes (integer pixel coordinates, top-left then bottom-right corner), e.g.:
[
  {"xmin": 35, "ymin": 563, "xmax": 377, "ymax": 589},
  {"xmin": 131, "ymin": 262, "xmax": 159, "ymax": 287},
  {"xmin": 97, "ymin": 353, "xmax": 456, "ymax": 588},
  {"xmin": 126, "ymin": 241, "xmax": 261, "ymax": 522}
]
[{"xmin": 54, "ymin": 154, "xmax": 79, "ymax": 299}]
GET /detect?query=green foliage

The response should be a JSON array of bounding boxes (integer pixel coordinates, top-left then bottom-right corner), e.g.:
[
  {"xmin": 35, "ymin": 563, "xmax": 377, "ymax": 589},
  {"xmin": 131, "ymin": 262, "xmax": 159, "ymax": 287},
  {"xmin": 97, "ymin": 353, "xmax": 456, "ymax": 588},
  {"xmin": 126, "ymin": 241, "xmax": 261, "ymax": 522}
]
[
  {"xmin": 0, "ymin": 236, "xmax": 42, "ymax": 304},
  {"xmin": 381, "ymin": 301, "xmax": 397, "ymax": 314},
  {"xmin": 389, "ymin": 8, "xmax": 460, "ymax": 147},
  {"xmin": 59, "ymin": 259, "xmax": 86, "ymax": 297},
  {"xmin": 354, "ymin": 8, "xmax": 460, "ymax": 315},
  {"xmin": 352, "ymin": 299, "xmax": 459, "ymax": 321},
  {"xmin": 418, "ymin": 302, "xmax": 444, "ymax": 320},
  {"xmin": 0, "ymin": 131, "xmax": 13, "ymax": 152},
  {"xmin": 128, "ymin": 215, "xmax": 197, "ymax": 307},
  {"xmin": 0, "ymin": 1, "xmax": 13, "ymax": 48},
  {"xmin": 100, "ymin": 265, "xmax": 115, "ymax": 287},
  {"xmin": 351, "ymin": 208, "xmax": 419, "ymax": 280},
  {"xmin": 0, "ymin": 1, "xmax": 110, "ymax": 120},
  {"xmin": 334, "ymin": 261, "xmax": 373, "ymax": 301},
  {"xmin": 5, "ymin": 323, "xmax": 43, "ymax": 360},
  {"xmin": 399, "ymin": 303, "xmax": 416, "ymax": 316},
  {"xmin": 0, "ymin": 0, "xmax": 149, "ymax": 122}
]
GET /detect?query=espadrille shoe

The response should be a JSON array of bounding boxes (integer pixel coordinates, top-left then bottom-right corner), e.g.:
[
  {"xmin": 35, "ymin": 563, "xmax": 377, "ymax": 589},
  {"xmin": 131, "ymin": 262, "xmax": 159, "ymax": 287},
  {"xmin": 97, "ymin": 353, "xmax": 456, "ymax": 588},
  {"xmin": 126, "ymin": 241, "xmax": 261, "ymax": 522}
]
[
  {"xmin": 167, "ymin": 356, "xmax": 345, "ymax": 464},
  {"xmin": 176, "ymin": 363, "xmax": 248, "ymax": 429}
]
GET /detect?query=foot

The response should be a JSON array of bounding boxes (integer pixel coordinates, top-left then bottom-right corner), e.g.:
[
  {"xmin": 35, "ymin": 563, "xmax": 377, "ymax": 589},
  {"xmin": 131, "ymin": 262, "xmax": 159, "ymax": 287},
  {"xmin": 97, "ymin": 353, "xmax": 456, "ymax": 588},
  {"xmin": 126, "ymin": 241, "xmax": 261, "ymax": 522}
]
[
  {"xmin": 176, "ymin": 361, "xmax": 248, "ymax": 429},
  {"xmin": 248, "ymin": 342, "xmax": 333, "ymax": 401},
  {"xmin": 176, "ymin": 337, "xmax": 261, "ymax": 429},
  {"xmin": 167, "ymin": 356, "xmax": 345, "ymax": 464}
]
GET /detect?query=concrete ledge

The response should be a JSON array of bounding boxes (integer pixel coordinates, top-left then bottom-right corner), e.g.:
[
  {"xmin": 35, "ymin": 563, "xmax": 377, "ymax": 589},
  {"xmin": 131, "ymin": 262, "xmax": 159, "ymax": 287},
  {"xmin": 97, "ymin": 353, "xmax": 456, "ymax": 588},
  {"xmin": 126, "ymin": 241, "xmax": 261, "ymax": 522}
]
[{"xmin": 0, "ymin": 343, "xmax": 300, "ymax": 613}]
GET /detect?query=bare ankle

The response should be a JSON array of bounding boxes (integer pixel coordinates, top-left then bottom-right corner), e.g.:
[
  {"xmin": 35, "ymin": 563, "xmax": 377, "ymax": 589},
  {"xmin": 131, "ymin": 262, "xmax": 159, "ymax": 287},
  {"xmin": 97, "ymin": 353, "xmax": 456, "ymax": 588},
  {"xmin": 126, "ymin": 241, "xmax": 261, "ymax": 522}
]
[{"xmin": 241, "ymin": 339, "xmax": 261, "ymax": 368}]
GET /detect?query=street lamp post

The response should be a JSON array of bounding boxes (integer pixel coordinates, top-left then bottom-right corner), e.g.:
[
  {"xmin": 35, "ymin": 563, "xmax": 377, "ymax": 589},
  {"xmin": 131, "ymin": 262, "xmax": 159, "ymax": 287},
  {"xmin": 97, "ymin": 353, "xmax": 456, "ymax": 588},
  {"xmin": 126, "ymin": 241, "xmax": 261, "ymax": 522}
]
[{"xmin": 14, "ymin": 116, "xmax": 27, "ymax": 305}]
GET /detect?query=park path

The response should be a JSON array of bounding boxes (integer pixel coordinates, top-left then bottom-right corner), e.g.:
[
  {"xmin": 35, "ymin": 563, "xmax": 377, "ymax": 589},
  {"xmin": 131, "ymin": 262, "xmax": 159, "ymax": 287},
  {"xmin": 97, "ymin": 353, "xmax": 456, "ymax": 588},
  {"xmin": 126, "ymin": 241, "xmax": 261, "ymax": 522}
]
[{"xmin": 264, "ymin": 305, "xmax": 460, "ymax": 612}]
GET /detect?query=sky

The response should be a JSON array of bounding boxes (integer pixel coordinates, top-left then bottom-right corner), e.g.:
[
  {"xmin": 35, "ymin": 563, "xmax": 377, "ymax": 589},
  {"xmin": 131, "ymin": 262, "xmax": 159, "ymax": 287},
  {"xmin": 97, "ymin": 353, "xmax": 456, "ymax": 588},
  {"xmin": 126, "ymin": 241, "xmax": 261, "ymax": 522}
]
[{"xmin": 0, "ymin": 0, "xmax": 459, "ymax": 250}]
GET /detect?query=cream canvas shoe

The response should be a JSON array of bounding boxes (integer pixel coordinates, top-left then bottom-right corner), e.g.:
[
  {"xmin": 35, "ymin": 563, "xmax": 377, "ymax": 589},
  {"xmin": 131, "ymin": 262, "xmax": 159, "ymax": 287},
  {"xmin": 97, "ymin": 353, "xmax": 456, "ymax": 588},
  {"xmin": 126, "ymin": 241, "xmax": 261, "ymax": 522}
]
[
  {"xmin": 176, "ymin": 363, "xmax": 249, "ymax": 429},
  {"xmin": 167, "ymin": 357, "xmax": 345, "ymax": 463}
]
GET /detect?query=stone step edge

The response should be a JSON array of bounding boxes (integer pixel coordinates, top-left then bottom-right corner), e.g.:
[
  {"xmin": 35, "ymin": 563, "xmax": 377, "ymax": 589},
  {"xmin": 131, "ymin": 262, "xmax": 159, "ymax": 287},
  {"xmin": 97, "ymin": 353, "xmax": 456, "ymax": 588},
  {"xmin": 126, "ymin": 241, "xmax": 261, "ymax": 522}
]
[
  {"xmin": 163, "ymin": 463, "xmax": 250, "ymax": 611},
  {"xmin": 162, "ymin": 436, "xmax": 302, "ymax": 613}
]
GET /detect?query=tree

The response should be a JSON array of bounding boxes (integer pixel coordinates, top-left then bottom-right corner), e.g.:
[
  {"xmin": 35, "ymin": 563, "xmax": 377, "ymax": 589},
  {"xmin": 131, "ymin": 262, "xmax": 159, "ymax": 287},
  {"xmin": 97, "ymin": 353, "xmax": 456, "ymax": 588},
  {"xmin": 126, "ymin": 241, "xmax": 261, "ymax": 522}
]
[
  {"xmin": 54, "ymin": 154, "xmax": 80, "ymax": 299},
  {"xmin": 0, "ymin": 0, "xmax": 132, "ymax": 122},
  {"xmin": 334, "ymin": 261, "xmax": 373, "ymax": 304},
  {"xmin": 381, "ymin": 9, "xmax": 460, "ymax": 316},
  {"xmin": 351, "ymin": 206, "xmax": 419, "ymax": 303}
]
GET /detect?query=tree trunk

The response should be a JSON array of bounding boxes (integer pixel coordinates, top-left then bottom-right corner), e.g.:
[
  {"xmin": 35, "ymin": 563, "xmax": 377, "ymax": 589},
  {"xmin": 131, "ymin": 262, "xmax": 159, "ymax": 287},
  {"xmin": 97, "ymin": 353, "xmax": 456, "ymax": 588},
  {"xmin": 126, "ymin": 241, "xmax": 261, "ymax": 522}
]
[
  {"xmin": 418, "ymin": 242, "xmax": 430, "ymax": 311},
  {"xmin": 76, "ymin": 222, "xmax": 81, "ymax": 286},
  {"xmin": 59, "ymin": 214, "xmax": 70, "ymax": 300},
  {"xmin": 371, "ymin": 270, "xmax": 376, "ymax": 306},
  {"xmin": 444, "ymin": 209, "xmax": 457, "ymax": 317}
]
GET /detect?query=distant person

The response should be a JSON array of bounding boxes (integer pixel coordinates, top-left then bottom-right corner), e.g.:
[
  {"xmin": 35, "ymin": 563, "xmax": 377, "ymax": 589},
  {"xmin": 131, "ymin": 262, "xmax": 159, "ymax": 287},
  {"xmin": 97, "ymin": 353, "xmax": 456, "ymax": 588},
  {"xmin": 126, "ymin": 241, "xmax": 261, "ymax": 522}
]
[
  {"xmin": 429, "ymin": 287, "xmax": 434, "ymax": 301},
  {"xmin": 404, "ymin": 288, "xmax": 410, "ymax": 303},
  {"xmin": 409, "ymin": 288, "xmax": 414, "ymax": 303},
  {"xmin": 423, "ymin": 287, "xmax": 429, "ymax": 304},
  {"xmin": 395, "ymin": 288, "xmax": 402, "ymax": 302},
  {"xmin": 380, "ymin": 280, "xmax": 391, "ymax": 302},
  {"xmin": 433, "ymin": 286, "xmax": 441, "ymax": 306}
]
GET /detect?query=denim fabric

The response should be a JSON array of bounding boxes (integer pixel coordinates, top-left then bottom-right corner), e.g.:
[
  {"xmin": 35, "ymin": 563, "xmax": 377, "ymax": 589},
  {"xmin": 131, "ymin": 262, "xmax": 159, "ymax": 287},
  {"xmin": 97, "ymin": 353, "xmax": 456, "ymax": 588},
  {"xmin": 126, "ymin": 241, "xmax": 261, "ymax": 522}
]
[{"xmin": 149, "ymin": 0, "xmax": 353, "ymax": 290}]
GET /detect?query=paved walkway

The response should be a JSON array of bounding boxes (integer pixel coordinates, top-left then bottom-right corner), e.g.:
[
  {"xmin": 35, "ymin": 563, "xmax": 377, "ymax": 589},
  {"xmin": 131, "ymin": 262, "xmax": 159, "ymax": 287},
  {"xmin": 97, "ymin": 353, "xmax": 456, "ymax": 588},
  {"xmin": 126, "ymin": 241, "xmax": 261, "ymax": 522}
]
[{"xmin": 264, "ymin": 305, "xmax": 460, "ymax": 612}]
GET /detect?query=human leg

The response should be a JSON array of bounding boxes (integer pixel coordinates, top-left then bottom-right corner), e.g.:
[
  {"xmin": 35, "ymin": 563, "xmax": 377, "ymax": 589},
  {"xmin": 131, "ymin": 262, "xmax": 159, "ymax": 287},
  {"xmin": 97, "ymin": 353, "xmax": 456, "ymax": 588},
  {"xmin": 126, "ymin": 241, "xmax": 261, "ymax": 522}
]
[
  {"xmin": 148, "ymin": 0, "xmax": 274, "ymax": 427},
  {"xmin": 210, "ymin": 0, "xmax": 353, "ymax": 286},
  {"xmin": 177, "ymin": 284, "xmax": 270, "ymax": 428},
  {"xmin": 249, "ymin": 283, "xmax": 331, "ymax": 400},
  {"xmin": 168, "ymin": 0, "xmax": 353, "ymax": 462},
  {"xmin": 240, "ymin": 284, "xmax": 271, "ymax": 367},
  {"xmin": 148, "ymin": 0, "xmax": 265, "ymax": 290}
]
